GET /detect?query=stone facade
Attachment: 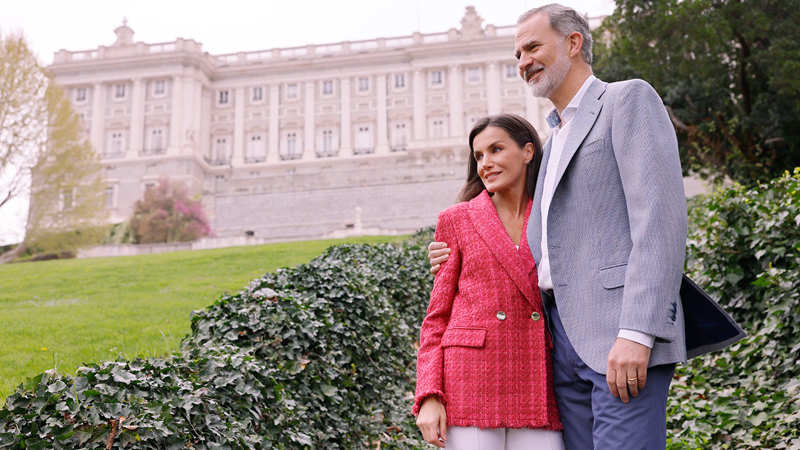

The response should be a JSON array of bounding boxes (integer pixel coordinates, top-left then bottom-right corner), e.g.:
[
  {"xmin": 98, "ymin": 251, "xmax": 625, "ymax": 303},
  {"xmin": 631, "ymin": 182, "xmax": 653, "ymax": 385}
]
[{"xmin": 48, "ymin": 10, "xmax": 605, "ymax": 240}]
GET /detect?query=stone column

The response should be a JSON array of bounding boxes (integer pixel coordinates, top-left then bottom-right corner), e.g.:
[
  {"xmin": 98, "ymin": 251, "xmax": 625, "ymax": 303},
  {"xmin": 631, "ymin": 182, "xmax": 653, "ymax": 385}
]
[
  {"xmin": 90, "ymin": 82, "xmax": 105, "ymax": 155},
  {"xmin": 200, "ymin": 87, "xmax": 212, "ymax": 160},
  {"xmin": 233, "ymin": 87, "xmax": 245, "ymax": 165},
  {"xmin": 339, "ymin": 77, "xmax": 352, "ymax": 156},
  {"xmin": 129, "ymin": 78, "xmax": 144, "ymax": 156},
  {"xmin": 413, "ymin": 69, "xmax": 426, "ymax": 140},
  {"xmin": 486, "ymin": 62, "xmax": 501, "ymax": 115},
  {"xmin": 303, "ymin": 81, "xmax": 316, "ymax": 161},
  {"xmin": 168, "ymin": 75, "xmax": 184, "ymax": 155},
  {"xmin": 448, "ymin": 64, "xmax": 464, "ymax": 136},
  {"xmin": 267, "ymin": 84, "xmax": 280, "ymax": 163},
  {"xmin": 191, "ymin": 77, "xmax": 204, "ymax": 157},
  {"xmin": 375, "ymin": 74, "xmax": 389, "ymax": 154},
  {"xmin": 182, "ymin": 72, "xmax": 199, "ymax": 155}
]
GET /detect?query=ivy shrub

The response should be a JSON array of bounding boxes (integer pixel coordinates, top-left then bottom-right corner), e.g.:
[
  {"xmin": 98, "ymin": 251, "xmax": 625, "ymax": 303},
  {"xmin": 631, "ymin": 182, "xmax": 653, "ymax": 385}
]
[
  {"xmin": 2, "ymin": 170, "xmax": 797, "ymax": 448},
  {"xmin": 667, "ymin": 168, "xmax": 800, "ymax": 448},
  {"xmin": 0, "ymin": 232, "xmax": 433, "ymax": 449}
]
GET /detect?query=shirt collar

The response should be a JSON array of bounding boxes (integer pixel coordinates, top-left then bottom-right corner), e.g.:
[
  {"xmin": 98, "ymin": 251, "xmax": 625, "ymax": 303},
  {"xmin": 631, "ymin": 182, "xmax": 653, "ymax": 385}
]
[{"xmin": 546, "ymin": 74, "xmax": 597, "ymax": 129}]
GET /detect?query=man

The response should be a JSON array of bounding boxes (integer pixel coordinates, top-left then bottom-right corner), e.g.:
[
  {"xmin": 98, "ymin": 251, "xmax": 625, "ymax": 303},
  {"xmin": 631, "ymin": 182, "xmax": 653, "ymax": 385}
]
[{"xmin": 428, "ymin": 4, "xmax": 688, "ymax": 448}]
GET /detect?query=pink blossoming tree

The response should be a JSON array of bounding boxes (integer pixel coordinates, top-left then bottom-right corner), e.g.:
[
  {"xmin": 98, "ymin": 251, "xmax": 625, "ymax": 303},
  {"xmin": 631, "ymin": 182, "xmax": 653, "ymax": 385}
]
[{"xmin": 129, "ymin": 178, "xmax": 211, "ymax": 244}]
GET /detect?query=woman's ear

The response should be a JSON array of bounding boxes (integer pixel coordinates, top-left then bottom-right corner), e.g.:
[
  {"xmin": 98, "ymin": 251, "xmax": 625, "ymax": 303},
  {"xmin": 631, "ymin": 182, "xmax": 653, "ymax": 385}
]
[{"xmin": 523, "ymin": 142, "xmax": 535, "ymax": 163}]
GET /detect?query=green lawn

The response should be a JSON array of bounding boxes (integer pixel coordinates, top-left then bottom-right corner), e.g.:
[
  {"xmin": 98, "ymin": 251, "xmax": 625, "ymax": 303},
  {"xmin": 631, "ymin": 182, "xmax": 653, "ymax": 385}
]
[{"xmin": 0, "ymin": 235, "xmax": 406, "ymax": 402}]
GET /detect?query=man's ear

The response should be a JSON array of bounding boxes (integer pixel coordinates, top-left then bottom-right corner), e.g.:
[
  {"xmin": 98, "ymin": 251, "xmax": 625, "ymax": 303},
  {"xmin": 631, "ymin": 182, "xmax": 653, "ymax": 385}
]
[{"xmin": 567, "ymin": 32, "xmax": 584, "ymax": 59}]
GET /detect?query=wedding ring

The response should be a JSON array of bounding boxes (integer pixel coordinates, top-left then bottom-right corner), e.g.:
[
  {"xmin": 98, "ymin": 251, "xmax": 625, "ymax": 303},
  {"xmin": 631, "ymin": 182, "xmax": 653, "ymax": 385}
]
[{"xmin": 627, "ymin": 378, "xmax": 638, "ymax": 383}]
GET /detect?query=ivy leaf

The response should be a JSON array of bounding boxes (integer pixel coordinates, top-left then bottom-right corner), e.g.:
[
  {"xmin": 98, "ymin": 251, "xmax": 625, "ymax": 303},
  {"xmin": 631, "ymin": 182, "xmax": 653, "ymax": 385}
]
[
  {"xmin": 111, "ymin": 367, "xmax": 136, "ymax": 384},
  {"xmin": 320, "ymin": 384, "xmax": 337, "ymax": 397}
]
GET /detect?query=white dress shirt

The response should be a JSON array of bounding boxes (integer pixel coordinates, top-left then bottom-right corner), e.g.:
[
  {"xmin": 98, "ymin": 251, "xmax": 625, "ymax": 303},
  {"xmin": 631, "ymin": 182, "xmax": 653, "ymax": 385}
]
[{"xmin": 537, "ymin": 74, "xmax": 654, "ymax": 349}]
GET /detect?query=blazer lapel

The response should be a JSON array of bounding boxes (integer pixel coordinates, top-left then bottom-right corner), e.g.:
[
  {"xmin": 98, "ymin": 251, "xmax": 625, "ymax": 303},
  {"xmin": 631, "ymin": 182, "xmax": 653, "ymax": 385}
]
[
  {"xmin": 551, "ymin": 79, "xmax": 607, "ymax": 190},
  {"xmin": 468, "ymin": 191, "xmax": 538, "ymax": 307},
  {"xmin": 528, "ymin": 136, "xmax": 551, "ymax": 265}
]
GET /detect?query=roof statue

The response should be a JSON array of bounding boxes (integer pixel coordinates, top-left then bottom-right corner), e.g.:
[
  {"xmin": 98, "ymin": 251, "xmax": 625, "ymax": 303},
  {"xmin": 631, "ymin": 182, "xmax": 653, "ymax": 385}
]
[
  {"xmin": 113, "ymin": 18, "xmax": 134, "ymax": 46},
  {"xmin": 460, "ymin": 6, "xmax": 485, "ymax": 39}
]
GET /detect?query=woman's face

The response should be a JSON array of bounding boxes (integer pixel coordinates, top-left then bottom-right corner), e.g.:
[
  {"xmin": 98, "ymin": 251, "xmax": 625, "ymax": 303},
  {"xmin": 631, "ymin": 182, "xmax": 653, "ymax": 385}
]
[{"xmin": 472, "ymin": 126, "xmax": 533, "ymax": 195}]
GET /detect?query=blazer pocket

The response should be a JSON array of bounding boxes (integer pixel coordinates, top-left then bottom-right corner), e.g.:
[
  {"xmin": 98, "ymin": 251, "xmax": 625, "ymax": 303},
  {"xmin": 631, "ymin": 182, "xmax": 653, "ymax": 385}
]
[
  {"xmin": 441, "ymin": 327, "xmax": 487, "ymax": 348},
  {"xmin": 599, "ymin": 263, "xmax": 627, "ymax": 289},
  {"xmin": 580, "ymin": 137, "xmax": 605, "ymax": 156}
]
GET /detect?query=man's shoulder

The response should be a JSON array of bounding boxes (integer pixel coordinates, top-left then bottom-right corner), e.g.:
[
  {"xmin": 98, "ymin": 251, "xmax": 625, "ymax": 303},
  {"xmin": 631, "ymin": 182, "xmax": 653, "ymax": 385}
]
[{"xmin": 605, "ymin": 78, "xmax": 661, "ymax": 100}]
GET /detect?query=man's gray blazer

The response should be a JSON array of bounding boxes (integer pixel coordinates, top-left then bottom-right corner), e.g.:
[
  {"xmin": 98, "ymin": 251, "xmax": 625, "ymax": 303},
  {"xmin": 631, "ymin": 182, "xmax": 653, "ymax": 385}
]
[{"xmin": 527, "ymin": 77, "xmax": 688, "ymax": 374}]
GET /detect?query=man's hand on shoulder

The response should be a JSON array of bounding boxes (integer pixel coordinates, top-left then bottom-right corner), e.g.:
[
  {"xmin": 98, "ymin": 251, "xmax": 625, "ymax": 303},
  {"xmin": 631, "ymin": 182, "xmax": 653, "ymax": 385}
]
[
  {"xmin": 606, "ymin": 338, "xmax": 652, "ymax": 403},
  {"xmin": 427, "ymin": 242, "xmax": 450, "ymax": 275}
]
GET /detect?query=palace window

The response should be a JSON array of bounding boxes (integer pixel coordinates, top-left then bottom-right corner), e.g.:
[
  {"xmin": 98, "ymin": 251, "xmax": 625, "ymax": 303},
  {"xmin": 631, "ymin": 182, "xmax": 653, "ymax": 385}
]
[
  {"xmin": 251, "ymin": 86, "xmax": 263, "ymax": 102},
  {"xmin": 322, "ymin": 80, "xmax": 334, "ymax": 96},
  {"xmin": 108, "ymin": 131, "xmax": 125, "ymax": 156},
  {"xmin": 319, "ymin": 129, "xmax": 336, "ymax": 157},
  {"xmin": 394, "ymin": 73, "xmax": 406, "ymax": 89},
  {"xmin": 467, "ymin": 67, "xmax": 482, "ymax": 83},
  {"xmin": 104, "ymin": 186, "xmax": 115, "ymax": 209},
  {"xmin": 214, "ymin": 137, "xmax": 230, "ymax": 164},
  {"xmin": 505, "ymin": 63, "xmax": 518, "ymax": 80},
  {"xmin": 149, "ymin": 128, "xmax": 164, "ymax": 153},
  {"xmin": 114, "ymin": 84, "xmax": 127, "ymax": 99},
  {"xmin": 430, "ymin": 70, "xmax": 444, "ymax": 87},
  {"xmin": 391, "ymin": 122, "xmax": 408, "ymax": 151},
  {"xmin": 281, "ymin": 131, "xmax": 303, "ymax": 159},
  {"xmin": 247, "ymin": 133, "xmax": 266, "ymax": 162},
  {"xmin": 218, "ymin": 90, "xmax": 229, "ymax": 105},
  {"xmin": 355, "ymin": 126, "xmax": 372, "ymax": 154},
  {"xmin": 75, "ymin": 87, "xmax": 87, "ymax": 103},
  {"xmin": 153, "ymin": 79, "xmax": 166, "ymax": 97},
  {"xmin": 358, "ymin": 77, "xmax": 370, "ymax": 92},
  {"xmin": 432, "ymin": 119, "xmax": 446, "ymax": 138},
  {"xmin": 60, "ymin": 188, "xmax": 75, "ymax": 211},
  {"xmin": 286, "ymin": 84, "xmax": 298, "ymax": 99}
]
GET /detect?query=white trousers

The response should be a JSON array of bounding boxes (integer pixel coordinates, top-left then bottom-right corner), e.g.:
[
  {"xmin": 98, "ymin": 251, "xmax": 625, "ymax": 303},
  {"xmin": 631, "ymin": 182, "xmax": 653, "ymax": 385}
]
[{"xmin": 446, "ymin": 427, "xmax": 564, "ymax": 450}]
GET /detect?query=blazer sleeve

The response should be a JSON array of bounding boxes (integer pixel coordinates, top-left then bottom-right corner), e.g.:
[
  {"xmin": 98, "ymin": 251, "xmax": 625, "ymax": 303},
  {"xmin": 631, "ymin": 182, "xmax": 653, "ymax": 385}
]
[
  {"xmin": 610, "ymin": 79, "xmax": 688, "ymax": 341},
  {"xmin": 412, "ymin": 209, "xmax": 462, "ymax": 415}
]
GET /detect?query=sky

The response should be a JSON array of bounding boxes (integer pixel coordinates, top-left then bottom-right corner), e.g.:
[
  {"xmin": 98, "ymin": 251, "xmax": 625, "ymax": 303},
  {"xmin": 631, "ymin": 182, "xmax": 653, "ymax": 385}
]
[{"xmin": 0, "ymin": 0, "xmax": 616, "ymax": 244}]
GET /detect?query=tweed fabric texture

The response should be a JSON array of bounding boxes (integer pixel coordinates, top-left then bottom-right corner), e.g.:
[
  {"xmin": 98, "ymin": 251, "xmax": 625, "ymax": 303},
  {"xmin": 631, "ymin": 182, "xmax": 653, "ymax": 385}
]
[
  {"xmin": 527, "ymin": 78, "xmax": 689, "ymax": 374},
  {"xmin": 414, "ymin": 190, "xmax": 562, "ymax": 430}
]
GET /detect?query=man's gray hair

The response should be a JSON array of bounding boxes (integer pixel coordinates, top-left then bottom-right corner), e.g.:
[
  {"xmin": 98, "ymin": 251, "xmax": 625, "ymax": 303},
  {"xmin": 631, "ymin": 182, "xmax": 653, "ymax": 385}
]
[{"xmin": 518, "ymin": 3, "xmax": 593, "ymax": 65}]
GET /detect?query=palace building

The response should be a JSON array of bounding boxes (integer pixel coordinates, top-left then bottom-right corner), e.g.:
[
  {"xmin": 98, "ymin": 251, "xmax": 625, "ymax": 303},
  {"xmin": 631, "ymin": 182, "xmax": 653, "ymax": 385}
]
[{"xmin": 49, "ymin": 8, "xmax": 604, "ymax": 241}]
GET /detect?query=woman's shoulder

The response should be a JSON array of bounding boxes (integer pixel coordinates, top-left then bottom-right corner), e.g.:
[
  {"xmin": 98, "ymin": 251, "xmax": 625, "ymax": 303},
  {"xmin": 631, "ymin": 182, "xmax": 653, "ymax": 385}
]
[{"xmin": 438, "ymin": 200, "xmax": 470, "ymax": 222}]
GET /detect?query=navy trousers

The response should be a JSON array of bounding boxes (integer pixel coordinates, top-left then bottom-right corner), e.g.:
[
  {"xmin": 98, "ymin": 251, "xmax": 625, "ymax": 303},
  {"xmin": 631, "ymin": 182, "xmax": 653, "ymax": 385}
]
[{"xmin": 545, "ymin": 300, "xmax": 674, "ymax": 450}]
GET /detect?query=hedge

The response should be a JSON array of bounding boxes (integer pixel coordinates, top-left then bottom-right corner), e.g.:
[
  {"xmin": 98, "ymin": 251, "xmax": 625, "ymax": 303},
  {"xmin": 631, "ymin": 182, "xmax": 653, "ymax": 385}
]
[
  {"xmin": 0, "ymin": 235, "xmax": 433, "ymax": 448},
  {"xmin": 1, "ymin": 169, "xmax": 798, "ymax": 448},
  {"xmin": 667, "ymin": 168, "xmax": 800, "ymax": 448}
]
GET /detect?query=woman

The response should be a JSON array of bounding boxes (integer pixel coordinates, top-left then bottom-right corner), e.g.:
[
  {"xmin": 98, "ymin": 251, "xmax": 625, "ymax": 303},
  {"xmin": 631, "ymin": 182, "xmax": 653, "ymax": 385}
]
[{"xmin": 413, "ymin": 114, "xmax": 563, "ymax": 449}]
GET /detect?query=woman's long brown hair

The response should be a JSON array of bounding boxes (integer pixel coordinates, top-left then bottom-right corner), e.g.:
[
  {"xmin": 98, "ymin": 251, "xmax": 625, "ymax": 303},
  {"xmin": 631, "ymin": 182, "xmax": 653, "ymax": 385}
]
[{"xmin": 458, "ymin": 113, "xmax": 543, "ymax": 202}]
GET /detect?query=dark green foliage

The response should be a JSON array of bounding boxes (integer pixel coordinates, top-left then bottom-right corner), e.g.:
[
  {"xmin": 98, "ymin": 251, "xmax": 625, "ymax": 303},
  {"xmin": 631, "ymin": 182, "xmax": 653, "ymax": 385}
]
[
  {"xmin": 593, "ymin": 0, "xmax": 800, "ymax": 185},
  {"xmin": 0, "ymin": 229, "xmax": 434, "ymax": 449},
  {"xmin": 667, "ymin": 168, "xmax": 800, "ymax": 448},
  {"xmin": 2, "ymin": 166, "xmax": 797, "ymax": 448}
]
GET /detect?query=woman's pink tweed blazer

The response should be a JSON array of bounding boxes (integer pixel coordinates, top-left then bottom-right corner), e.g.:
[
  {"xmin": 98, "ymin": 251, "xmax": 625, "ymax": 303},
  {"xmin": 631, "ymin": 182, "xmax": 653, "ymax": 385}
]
[{"xmin": 413, "ymin": 190, "xmax": 562, "ymax": 430}]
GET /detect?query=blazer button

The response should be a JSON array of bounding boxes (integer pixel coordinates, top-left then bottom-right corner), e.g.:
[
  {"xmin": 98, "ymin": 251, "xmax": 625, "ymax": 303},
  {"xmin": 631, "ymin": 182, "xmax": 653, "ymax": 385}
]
[
  {"xmin": 496, "ymin": 311, "xmax": 507, "ymax": 321},
  {"xmin": 531, "ymin": 311, "xmax": 541, "ymax": 321}
]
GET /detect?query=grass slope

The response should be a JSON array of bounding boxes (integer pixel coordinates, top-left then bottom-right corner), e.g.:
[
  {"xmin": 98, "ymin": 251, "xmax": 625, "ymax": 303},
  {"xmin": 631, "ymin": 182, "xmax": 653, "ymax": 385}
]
[{"xmin": 0, "ymin": 235, "xmax": 405, "ymax": 401}]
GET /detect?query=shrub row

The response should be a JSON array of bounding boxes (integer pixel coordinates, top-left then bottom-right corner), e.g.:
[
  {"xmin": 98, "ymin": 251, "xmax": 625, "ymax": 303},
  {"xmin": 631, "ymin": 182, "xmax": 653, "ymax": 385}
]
[
  {"xmin": 667, "ymin": 168, "xmax": 800, "ymax": 448},
  {"xmin": 0, "ymin": 234, "xmax": 434, "ymax": 448},
  {"xmin": 2, "ymin": 169, "xmax": 798, "ymax": 448}
]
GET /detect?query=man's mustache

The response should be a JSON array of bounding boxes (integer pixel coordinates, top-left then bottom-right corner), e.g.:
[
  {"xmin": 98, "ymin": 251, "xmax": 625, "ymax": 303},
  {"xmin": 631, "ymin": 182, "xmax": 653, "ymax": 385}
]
[{"xmin": 524, "ymin": 64, "xmax": 545, "ymax": 82}]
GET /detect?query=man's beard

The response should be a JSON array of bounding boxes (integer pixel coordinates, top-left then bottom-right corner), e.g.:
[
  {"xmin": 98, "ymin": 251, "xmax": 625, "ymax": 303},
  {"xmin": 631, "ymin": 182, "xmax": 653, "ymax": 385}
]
[{"xmin": 526, "ymin": 51, "xmax": 571, "ymax": 98}]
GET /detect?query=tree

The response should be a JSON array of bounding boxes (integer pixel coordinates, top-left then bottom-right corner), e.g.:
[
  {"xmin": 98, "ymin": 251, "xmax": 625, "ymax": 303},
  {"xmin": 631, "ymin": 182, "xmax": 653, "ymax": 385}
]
[
  {"xmin": 0, "ymin": 33, "xmax": 47, "ymax": 229},
  {"xmin": 0, "ymin": 33, "xmax": 106, "ymax": 262},
  {"xmin": 593, "ymin": 0, "xmax": 800, "ymax": 185},
  {"xmin": 129, "ymin": 178, "xmax": 211, "ymax": 244}
]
